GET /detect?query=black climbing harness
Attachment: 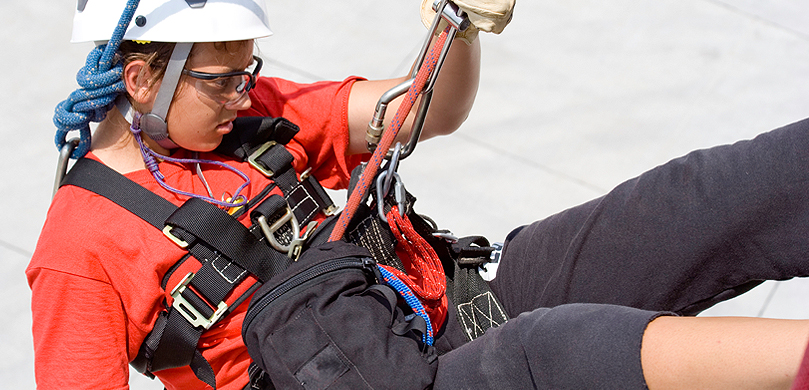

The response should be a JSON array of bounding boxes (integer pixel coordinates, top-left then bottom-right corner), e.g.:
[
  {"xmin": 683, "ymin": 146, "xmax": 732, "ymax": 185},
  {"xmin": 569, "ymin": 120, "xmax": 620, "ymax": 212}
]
[{"xmin": 51, "ymin": 1, "xmax": 508, "ymax": 388}]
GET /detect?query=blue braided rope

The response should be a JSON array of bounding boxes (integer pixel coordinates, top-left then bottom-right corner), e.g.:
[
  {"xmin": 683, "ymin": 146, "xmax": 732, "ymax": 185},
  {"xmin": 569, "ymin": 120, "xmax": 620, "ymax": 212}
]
[
  {"xmin": 53, "ymin": 0, "xmax": 141, "ymax": 159},
  {"xmin": 377, "ymin": 265, "xmax": 434, "ymax": 345}
]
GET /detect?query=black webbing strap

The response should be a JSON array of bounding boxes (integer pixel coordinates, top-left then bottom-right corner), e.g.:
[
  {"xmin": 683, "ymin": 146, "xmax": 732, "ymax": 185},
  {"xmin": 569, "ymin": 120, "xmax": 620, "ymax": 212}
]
[
  {"xmin": 149, "ymin": 310, "xmax": 213, "ymax": 384},
  {"xmin": 216, "ymin": 116, "xmax": 298, "ymax": 159},
  {"xmin": 60, "ymin": 158, "xmax": 289, "ymax": 388},
  {"xmin": 61, "ymin": 158, "xmax": 176, "ymax": 230},
  {"xmin": 217, "ymin": 116, "xmax": 300, "ymax": 194},
  {"xmin": 218, "ymin": 117, "xmax": 336, "ymax": 225},
  {"xmin": 166, "ymin": 197, "xmax": 289, "ymax": 282}
]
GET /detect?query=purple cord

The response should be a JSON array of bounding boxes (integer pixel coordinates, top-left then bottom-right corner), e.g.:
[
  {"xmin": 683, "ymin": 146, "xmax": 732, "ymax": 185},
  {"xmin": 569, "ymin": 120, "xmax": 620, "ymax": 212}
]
[{"xmin": 130, "ymin": 114, "xmax": 250, "ymax": 209}]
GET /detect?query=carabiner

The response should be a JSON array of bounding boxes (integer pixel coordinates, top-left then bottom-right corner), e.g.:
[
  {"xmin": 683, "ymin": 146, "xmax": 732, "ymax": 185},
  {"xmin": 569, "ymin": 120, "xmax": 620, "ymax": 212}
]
[
  {"xmin": 376, "ymin": 170, "xmax": 406, "ymax": 223},
  {"xmin": 53, "ymin": 137, "xmax": 80, "ymax": 197},
  {"xmin": 381, "ymin": 143, "xmax": 403, "ymax": 196}
]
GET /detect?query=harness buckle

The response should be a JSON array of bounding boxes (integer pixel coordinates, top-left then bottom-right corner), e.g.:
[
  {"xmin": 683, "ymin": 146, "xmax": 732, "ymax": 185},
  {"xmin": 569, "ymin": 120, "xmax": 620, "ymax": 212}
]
[
  {"xmin": 247, "ymin": 141, "xmax": 278, "ymax": 177},
  {"xmin": 256, "ymin": 207, "xmax": 300, "ymax": 253},
  {"xmin": 163, "ymin": 225, "xmax": 190, "ymax": 248},
  {"xmin": 170, "ymin": 272, "xmax": 228, "ymax": 330},
  {"xmin": 256, "ymin": 206, "xmax": 320, "ymax": 260}
]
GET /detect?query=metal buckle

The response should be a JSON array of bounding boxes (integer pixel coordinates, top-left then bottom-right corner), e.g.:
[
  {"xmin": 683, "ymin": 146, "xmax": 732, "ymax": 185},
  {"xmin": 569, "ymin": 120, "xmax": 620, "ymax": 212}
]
[
  {"xmin": 170, "ymin": 272, "xmax": 228, "ymax": 330},
  {"xmin": 257, "ymin": 207, "xmax": 319, "ymax": 260},
  {"xmin": 247, "ymin": 141, "xmax": 278, "ymax": 177},
  {"xmin": 256, "ymin": 207, "xmax": 300, "ymax": 253},
  {"xmin": 163, "ymin": 225, "xmax": 189, "ymax": 248},
  {"xmin": 299, "ymin": 167, "xmax": 340, "ymax": 217}
]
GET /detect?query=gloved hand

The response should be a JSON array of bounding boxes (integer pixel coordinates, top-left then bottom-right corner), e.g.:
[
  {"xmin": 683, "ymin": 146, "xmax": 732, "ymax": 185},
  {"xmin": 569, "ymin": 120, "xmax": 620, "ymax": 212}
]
[{"xmin": 420, "ymin": 0, "xmax": 515, "ymax": 44}]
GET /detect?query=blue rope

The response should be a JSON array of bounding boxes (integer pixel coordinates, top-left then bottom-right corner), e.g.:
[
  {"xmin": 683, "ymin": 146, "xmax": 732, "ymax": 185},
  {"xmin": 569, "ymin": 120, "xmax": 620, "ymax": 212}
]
[
  {"xmin": 377, "ymin": 265, "xmax": 435, "ymax": 345},
  {"xmin": 53, "ymin": 0, "xmax": 140, "ymax": 159}
]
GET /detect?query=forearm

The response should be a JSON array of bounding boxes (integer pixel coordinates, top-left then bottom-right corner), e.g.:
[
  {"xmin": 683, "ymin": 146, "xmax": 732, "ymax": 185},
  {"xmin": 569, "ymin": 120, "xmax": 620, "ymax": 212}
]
[
  {"xmin": 419, "ymin": 36, "xmax": 480, "ymax": 139},
  {"xmin": 346, "ymin": 37, "xmax": 480, "ymax": 155},
  {"xmin": 642, "ymin": 316, "xmax": 809, "ymax": 390}
]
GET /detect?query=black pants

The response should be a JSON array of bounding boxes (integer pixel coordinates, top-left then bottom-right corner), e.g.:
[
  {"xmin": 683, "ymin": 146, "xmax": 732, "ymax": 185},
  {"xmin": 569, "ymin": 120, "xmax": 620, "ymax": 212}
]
[{"xmin": 435, "ymin": 117, "xmax": 809, "ymax": 389}]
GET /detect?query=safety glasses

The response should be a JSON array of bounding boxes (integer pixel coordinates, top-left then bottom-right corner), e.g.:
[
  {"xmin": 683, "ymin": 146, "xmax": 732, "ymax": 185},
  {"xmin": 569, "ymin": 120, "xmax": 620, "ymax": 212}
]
[{"xmin": 182, "ymin": 55, "xmax": 263, "ymax": 106}]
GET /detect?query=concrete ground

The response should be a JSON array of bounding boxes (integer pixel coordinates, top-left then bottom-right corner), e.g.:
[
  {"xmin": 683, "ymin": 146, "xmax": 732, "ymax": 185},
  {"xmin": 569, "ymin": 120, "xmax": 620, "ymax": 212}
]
[{"xmin": 3, "ymin": 0, "xmax": 809, "ymax": 388}]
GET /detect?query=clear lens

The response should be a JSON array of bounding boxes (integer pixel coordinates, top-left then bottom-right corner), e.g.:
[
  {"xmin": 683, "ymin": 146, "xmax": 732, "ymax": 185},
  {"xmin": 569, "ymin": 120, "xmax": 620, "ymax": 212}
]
[
  {"xmin": 183, "ymin": 56, "xmax": 261, "ymax": 106},
  {"xmin": 193, "ymin": 74, "xmax": 251, "ymax": 105}
]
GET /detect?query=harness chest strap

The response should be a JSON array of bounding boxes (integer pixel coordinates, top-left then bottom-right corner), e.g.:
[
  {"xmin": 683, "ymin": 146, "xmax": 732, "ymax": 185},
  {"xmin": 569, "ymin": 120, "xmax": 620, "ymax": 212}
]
[
  {"xmin": 61, "ymin": 158, "xmax": 275, "ymax": 387},
  {"xmin": 60, "ymin": 117, "xmax": 338, "ymax": 388}
]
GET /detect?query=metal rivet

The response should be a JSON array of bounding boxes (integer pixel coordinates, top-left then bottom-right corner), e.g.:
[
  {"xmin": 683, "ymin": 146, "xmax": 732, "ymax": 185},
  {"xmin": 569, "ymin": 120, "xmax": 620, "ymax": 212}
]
[{"xmin": 135, "ymin": 15, "xmax": 147, "ymax": 27}]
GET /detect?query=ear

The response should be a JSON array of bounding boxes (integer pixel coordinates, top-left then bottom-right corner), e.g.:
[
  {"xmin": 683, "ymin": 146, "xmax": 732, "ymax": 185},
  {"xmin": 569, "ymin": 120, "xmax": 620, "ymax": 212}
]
[{"xmin": 123, "ymin": 60, "xmax": 157, "ymax": 108}]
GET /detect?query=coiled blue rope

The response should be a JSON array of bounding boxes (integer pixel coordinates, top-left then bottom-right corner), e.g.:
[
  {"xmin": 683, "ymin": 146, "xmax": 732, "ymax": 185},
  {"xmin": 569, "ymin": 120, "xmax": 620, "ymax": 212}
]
[
  {"xmin": 377, "ymin": 265, "xmax": 435, "ymax": 345},
  {"xmin": 53, "ymin": 0, "xmax": 140, "ymax": 159}
]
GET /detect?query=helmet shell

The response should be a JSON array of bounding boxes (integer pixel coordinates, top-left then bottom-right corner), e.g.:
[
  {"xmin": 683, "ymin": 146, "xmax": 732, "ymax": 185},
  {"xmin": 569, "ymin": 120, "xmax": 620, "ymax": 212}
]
[{"xmin": 71, "ymin": 0, "xmax": 273, "ymax": 43}]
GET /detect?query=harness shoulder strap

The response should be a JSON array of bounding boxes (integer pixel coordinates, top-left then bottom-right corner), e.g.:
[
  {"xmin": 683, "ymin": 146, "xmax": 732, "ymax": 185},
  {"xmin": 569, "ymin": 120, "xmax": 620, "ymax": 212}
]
[
  {"xmin": 59, "ymin": 116, "xmax": 337, "ymax": 389},
  {"xmin": 60, "ymin": 162, "xmax": 295, "ymax": 388},
  {"xmin": 61, "ymin": 158, "xmax": 175, "ymax": 229},
  {"xmin": 61, "ymin": 158, "xmax": 278, "ymax": 387}
]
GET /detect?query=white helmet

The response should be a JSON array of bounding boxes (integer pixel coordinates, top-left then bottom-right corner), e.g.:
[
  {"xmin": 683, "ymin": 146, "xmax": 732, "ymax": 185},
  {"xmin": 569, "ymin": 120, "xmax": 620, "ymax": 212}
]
[{"xmin": 71, "ymin": 0, "xmax": 273, "ymax": 43}]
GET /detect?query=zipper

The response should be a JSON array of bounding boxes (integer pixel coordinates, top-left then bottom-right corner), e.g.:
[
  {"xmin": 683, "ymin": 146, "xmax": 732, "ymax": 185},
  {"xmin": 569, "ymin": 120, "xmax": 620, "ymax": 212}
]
[{"xmin": 243, "ymin": 256, "xmax": 375, "ymax": 330}]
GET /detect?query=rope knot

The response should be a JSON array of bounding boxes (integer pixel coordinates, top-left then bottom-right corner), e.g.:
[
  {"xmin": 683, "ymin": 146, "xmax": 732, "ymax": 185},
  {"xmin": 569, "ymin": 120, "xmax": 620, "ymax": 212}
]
[
  {"xmin": 53, "ymin": 45, "xmax": 127, "ymax": 159},
  {"xmin": 52, "ymin": 0, "xmax": 140, "ymax": 159}
]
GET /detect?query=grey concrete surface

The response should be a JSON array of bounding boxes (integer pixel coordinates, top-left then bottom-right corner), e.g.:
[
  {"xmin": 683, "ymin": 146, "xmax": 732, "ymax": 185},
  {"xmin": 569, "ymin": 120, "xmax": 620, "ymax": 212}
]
[{"xmin": 3, "ymin": 0, "xmax": 809, "ymax": 388}]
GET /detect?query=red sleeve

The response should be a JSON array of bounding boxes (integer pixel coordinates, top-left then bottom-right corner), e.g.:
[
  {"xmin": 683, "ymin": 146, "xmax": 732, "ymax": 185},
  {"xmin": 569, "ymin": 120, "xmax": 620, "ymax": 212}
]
[
  {"xmin": 241, "ymin": 76, "xmax": 368, "ymax": 190},
  {"xmin": 792, "ymin": 342, "xmax": 809, "ymax": 390},
  {"xmin": 28, "ymin": 268, "xmax": 131, "ymax": 389}
]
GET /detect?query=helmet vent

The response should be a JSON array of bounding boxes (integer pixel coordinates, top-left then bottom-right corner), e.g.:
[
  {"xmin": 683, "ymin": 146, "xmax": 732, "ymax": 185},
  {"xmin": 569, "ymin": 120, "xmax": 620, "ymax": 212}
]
[{"xmin": 185, "ymin": 0, "xmax": 207, "ymax": 8}]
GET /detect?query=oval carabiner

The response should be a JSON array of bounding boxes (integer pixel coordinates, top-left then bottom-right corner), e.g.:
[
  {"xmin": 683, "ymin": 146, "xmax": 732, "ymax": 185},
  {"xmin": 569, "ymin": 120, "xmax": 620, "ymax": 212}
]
[
  {"xmin": 376, "ymin": 170, "xmax": 406, "ymax": 223},
  {"xmin": 381, "ymin": 143, "xmax": 403, "ymax": 196}
]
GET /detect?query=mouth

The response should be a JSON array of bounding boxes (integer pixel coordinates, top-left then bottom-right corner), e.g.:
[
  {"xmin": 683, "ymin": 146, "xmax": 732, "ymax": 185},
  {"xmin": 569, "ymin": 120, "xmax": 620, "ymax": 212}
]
[{"xmin": 216, "ymin": 119, "xmax": 236, "ymax": 134}]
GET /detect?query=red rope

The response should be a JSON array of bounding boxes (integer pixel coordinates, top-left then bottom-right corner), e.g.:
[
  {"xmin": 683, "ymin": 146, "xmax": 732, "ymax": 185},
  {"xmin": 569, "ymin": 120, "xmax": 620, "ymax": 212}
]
[
  {"xmin": 382, "ymin": 205, "xmax": 447, "ymax": 326},
  {"xmin": 328, "ymin": 28, "xmax": 451, "ymax": 242},
  {"xmin": 384, "ymin": 206, "xmax": 446, "ymax": 301}
]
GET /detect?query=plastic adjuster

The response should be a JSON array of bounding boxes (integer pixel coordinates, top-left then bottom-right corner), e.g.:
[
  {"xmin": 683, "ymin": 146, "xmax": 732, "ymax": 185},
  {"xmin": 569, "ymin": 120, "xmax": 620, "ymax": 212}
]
[{"xmin": 170, "ymin": 272, "xmax": 228, "ymax": 330}]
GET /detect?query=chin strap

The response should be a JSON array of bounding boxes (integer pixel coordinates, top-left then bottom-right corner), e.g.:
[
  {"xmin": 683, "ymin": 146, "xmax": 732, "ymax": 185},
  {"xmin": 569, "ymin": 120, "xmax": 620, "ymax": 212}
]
[{"xmin": 138, "ymin": 42, "xmax": 193, "ymax": 150}]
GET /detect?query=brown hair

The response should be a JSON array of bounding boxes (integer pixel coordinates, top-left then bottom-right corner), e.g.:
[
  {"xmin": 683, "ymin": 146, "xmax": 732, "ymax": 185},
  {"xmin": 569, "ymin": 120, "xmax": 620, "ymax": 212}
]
[
  {"xmin": 118, "ymin": 41, "xmax": 176, "ymax": 87},
  {"xmin": 116, "ymin": 40, "xmax": 254, "ymax": 109}
]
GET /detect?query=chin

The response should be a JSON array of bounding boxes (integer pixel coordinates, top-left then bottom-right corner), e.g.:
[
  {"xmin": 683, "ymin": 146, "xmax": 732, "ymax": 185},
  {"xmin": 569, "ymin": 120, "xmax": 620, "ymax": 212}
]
[{"xmin": 180, "ymin": 140, "xmax": 221, "ymax": 153}]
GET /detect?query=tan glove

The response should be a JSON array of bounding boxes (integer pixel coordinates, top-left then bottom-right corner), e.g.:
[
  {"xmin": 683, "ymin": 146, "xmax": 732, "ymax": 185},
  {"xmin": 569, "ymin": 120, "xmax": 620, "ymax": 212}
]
[{"xmin": 420, "ymin": 0, "xmax": 515, "ymax": 44}]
